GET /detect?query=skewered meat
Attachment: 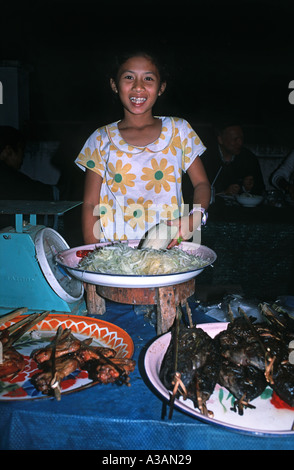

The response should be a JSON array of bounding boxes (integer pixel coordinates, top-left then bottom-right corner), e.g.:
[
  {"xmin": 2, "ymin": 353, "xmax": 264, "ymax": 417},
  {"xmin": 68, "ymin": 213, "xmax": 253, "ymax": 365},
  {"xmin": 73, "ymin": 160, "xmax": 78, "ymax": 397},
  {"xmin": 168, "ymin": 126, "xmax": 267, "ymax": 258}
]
[
  {"xmin": 160, "ymin": 323, "xmax": 221, "ymax": 414},
  {"xmin": 159, "ymin": 303, "xmax": 294, "ymax": 417},
  {"xmin": 218, "ymin": 360, "xmax": 267, "ymax": 415},
  {"xmin": 0, "ymin": 330, "xmax": 10, "ymax": 347},
  {"xmin": 85, "ymin": 357, "xmax": 136, "ymax": 384},
  {"xmin": 215, "ymin": 316, "xmax": 267, "ymax": 371},
  {"xmin": 0, "ymin": 347, "xmax": 25, "ymax": 379},
  {"xmin": 75, "ymin": 344, "xmax": 116, "ymax": 364},
  {"xmin": 272, "ymin": 361, "xmax": 294, "ymax": 407},
  {"xmin": 31, "ymin": 356, "xmax": 80, "ymax": 395},
  {"xmin": 30, "ymin": 326, "xmax": 135, "ymax": 397},
  {"xmin": 261, "ymin": 303, "xmax": 294, "ymax": 340},
  {"xmin": 0, "ymin": 311, "xmax": 50, "ymax": 380},
  {"xmin": 31, "ymin": 328, "xmax": 91, "ymax": 364},
  {"xmin": 0, "ymin": 311, "xmax": 135, "ymax": 399}
]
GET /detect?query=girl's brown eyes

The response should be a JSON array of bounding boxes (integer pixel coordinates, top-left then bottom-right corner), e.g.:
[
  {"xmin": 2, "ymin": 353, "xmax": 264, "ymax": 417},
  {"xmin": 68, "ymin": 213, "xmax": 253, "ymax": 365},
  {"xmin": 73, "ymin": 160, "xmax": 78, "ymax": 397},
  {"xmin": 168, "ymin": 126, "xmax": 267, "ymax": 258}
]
[{"xmin": 122, "ymin": 75, "xmax": 154, "ymax": 81}]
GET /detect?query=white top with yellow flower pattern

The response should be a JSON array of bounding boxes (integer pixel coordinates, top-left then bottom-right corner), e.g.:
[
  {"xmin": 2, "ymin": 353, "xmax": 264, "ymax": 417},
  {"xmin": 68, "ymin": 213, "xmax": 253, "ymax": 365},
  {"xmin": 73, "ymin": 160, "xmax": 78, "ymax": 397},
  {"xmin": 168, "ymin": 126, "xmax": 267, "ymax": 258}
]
[{"xmin": 75, "ymin": 116, "xmax": 206, "ymax": 241}]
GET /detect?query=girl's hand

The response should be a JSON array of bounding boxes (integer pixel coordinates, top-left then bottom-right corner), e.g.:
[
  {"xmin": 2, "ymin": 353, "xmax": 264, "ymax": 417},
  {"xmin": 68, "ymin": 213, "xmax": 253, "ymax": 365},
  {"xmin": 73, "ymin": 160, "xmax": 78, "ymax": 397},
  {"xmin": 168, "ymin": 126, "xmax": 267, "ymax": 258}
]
[{"xmin": 166, "ymin": 212, "xmax": 202, "ymax": 249}]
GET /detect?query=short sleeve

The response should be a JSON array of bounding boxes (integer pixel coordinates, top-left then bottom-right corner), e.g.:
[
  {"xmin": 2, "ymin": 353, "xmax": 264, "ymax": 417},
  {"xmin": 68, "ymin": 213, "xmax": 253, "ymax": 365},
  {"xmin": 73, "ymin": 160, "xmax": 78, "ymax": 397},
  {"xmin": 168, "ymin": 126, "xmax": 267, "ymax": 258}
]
[
  {"xmin": 176, "ymin": 119, "xmax": 206, "ymax": 172},
  {"xmin": 75, "ymin": 129, "xmax": 105, "ymax": 177}
]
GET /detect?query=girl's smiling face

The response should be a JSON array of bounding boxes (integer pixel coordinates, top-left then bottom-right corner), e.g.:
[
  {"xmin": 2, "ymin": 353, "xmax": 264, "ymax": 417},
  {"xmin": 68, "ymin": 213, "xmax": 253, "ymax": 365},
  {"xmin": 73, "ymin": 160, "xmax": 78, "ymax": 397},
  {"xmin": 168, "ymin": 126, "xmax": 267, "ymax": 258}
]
[{"xmin": 110, "ymin": 55, "xmax": 166, "ymax": 118}]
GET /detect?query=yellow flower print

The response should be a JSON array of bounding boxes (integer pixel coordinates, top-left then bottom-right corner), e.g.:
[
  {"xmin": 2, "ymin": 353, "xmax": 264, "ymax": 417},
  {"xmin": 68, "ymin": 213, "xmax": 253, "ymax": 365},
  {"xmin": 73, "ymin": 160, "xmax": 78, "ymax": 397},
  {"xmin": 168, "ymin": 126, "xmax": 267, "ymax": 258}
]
[
  {"xmin": 108, "ymin": 160, "xmax": 136, "ymax": 195},
  {"xmin": 160, "ymin": 196, "xmax": 181, "ymax": 220},
  {"xmin": 182, "ymin": 138, "xmax": 191, "ymax": 166},
  {"xmin": 116, "ymin": 149, "xmax": 124, "ymax": 158},
  {"xmin": 162, "ymin": 128, "xmax": 182, "ymax": 156},
  {"xmin": 161, "ymin": 126, "xmax": 168, "ymax": 137},
  {"xmin": 187, "ymin": 130, "xmax": 200, "ymax": 146},
  {"xmin": 152, "ymin": 126, "xmax": 168, "ymax": 146},
  {"xmin": 183, "ymin": 137, "xmax": 192, "ymax": 155},
  {"xmin": 141, "ymin": 158, "xmax": 176, "ymax": 194},
  {"xmin": 93, "ymin": 195, "xmax": 115, "ymax": 228},
  {"xmin": 192, "ymin": 132, "xmax": 200, "ymax": 146},
  {"xmin": 118, "ymin": 139, "xmax": 134, "ymax": 152},
  {"xmin": 94, "ymin": 134, "xmax": 106, "ymax": 158},
  {"xmin": 81, "ymin": 147, "xmax": 104, "ymax": 174},
  {"xmin": 110, "ymin": 144, "xmax": 122, "ymax": 157},
  {"xmin": 108, "ymin": 125, "xmax": 117, "ymax": 138},
  {"xmin": 124, "ymin": 197, "xmax": 156, "ymax": 230},
  {"xmin": 182, "ymin": 131, "xmax": 200, "ymax": 165},
  {"xmin": 113, "ymin": 232, "xmax": 128, "ymax": 241},
  {"xmin": 108, "ymin": 144, "xmax": 132, "ymax": 159}
]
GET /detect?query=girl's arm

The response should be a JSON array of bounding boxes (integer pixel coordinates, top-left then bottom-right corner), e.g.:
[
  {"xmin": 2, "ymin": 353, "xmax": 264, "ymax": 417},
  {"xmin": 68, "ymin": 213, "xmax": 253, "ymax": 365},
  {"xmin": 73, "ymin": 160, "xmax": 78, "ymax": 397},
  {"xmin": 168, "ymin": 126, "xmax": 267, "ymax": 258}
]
[
  {"xmin": 82, "ymin": 169, "xmax": 103, "ymax": 244},
  {"xmin": 187, "ymin": 156, "xmax": 211, "ymax": 210},
  {"xmin": 168, "ymin": 157, "xmax": 211, "ymax": 248}
]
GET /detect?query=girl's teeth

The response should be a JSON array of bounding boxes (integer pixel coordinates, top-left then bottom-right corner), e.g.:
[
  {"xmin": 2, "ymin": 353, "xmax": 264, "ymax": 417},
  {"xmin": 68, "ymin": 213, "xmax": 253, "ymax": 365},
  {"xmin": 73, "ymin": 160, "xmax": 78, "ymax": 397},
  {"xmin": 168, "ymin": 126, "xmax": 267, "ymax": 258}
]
[{"xmin": 130, "ymin": 97, "xmax": 146, "ymax": 103}]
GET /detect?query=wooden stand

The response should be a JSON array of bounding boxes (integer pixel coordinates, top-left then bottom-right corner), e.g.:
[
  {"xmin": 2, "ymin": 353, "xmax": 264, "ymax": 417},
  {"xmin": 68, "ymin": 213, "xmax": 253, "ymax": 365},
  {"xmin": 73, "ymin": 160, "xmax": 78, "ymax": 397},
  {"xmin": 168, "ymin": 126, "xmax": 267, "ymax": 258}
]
[
  {"xmin": 85, "ymin": 284, "xmax": 106, "ymax": 315},
  {"xmin": 86, "ymin": 279, "xmax": 195, "ymax": 335}
]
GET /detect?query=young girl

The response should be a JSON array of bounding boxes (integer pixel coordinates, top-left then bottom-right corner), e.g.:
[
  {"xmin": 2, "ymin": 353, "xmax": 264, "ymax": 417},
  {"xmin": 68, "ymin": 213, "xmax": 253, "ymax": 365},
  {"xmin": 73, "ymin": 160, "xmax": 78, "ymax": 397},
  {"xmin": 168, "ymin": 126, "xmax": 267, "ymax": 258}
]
[{"xmin": 75, "ymin": 49, "xmax": 210, "ymax": 246}]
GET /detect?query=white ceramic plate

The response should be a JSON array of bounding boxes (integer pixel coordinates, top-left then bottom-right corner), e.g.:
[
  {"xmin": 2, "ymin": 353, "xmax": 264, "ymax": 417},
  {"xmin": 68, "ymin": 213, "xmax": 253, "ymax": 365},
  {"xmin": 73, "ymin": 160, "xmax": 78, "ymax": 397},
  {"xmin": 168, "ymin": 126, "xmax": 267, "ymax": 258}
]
[
  {"xmin": 144, "ymin": 322, "xmax": 294, "ymax": 436},
  {"xmin": 55, "ymin": 241, "xmax": 217, "ymax": 288}
]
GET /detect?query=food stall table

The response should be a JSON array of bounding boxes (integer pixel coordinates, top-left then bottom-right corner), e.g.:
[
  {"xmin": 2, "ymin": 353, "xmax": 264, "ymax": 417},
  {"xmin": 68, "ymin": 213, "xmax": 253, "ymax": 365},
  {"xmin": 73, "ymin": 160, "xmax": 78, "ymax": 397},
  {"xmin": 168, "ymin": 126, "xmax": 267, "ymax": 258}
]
[{"xmin": 0, "ymin": 300, "xmax": 293, "ymax": 451}]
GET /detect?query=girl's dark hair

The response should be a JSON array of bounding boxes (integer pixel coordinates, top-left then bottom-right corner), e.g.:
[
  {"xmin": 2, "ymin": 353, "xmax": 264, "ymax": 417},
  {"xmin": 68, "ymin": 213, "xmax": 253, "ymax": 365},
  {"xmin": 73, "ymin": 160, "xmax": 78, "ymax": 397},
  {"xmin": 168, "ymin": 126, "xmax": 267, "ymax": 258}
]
[{"xmin": 108, "ymin": 43, "xmax": 170, "ymax": 86}]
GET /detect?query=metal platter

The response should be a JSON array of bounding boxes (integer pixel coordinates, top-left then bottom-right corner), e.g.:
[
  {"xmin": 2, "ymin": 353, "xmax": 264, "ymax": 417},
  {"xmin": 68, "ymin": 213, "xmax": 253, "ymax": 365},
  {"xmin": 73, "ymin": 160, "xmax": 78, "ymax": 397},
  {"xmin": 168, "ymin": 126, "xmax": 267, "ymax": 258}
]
[{"xmin": 55, "ymin": 240, "xmax": 217, "ymax": 288}]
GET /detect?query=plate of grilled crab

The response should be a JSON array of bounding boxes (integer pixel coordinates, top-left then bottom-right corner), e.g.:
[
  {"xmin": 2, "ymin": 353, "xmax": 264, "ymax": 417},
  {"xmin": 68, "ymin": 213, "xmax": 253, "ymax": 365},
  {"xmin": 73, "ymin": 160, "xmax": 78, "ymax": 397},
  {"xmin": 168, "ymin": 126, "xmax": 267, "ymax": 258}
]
[
  {"xmin": 0, "ymin": 308, "xmax": 135, "ymax": 400},
  {"xmin": 144, "ymin": 303, "xmax": 294, "ymax": 436}
]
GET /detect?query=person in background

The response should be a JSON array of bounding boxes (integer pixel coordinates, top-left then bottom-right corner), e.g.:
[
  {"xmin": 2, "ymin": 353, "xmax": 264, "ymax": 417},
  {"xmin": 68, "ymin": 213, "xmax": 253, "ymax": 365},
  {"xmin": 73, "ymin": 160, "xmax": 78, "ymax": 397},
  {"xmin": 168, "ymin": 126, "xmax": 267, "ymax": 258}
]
[
  {"xmin": 202, "ymin": 121, "xmax": 265, "ymax": 197},
  {"xmin": 0, "ymin": 125, "xmax": 26, "ymax": 172},
  {"xmin": 271, "ymin": 149, "xmax": 294, "ymax": 200},
  {"xmin": 0, "ymin": 126, "xmax": 54, "ymax": 227}
]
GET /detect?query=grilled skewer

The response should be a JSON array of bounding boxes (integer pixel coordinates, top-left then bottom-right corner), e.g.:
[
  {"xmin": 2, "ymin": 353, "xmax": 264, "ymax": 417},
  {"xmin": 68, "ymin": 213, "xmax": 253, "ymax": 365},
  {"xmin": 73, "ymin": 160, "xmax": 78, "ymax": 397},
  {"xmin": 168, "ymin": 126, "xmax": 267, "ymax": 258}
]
[
  {"xmin": 49, "ymin": 326, "xmax": 65, "ymax": 401},
  {"xmin": 0, "ymin": 308, "xmax": 28, "ymax": 325},
  {"xmin": 1, "ymin": 311, "xmax": 50, "ymax": 350},
  {"xmin": 0, "ymin": 310, "xmax": 50, "ymax": 380}
]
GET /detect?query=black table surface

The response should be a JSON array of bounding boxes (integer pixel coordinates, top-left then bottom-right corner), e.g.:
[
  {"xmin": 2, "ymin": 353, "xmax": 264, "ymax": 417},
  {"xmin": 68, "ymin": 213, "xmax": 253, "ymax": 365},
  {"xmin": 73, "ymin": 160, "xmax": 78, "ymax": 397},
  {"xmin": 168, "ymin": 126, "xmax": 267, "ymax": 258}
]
[{"xmin": 208, "ymin": 196, "xmax": 294, "ymax": 225}]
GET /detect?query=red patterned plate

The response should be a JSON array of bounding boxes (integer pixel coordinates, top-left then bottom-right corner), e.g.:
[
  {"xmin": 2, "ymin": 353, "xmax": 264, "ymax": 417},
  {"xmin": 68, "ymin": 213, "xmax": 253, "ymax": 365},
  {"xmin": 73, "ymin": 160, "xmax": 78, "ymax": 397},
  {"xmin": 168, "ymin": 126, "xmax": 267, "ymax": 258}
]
[{"xmin": 0, "ymin": 314, "xmax": 134, "ymax": 401}]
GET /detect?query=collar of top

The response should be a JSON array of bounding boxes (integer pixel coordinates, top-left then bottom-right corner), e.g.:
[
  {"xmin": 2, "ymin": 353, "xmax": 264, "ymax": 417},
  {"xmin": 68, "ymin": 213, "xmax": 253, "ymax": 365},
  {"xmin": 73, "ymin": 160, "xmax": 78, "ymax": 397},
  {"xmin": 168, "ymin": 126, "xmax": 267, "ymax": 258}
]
[{"xmin": 106, "ymin": 116, "xmax": 174, "ymax": 155}]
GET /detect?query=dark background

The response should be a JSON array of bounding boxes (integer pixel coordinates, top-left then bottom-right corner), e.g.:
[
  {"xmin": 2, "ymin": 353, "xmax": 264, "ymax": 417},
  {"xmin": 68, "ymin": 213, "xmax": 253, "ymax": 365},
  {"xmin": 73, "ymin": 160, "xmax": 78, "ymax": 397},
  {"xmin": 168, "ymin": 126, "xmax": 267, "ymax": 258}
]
[
  {"xmin": 1, "ymin": 0, "xmax": 294, "ymax": 146},
  {"xmin": 1, "ymin": 0, "xmax": 293, "ymax": 292}
]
